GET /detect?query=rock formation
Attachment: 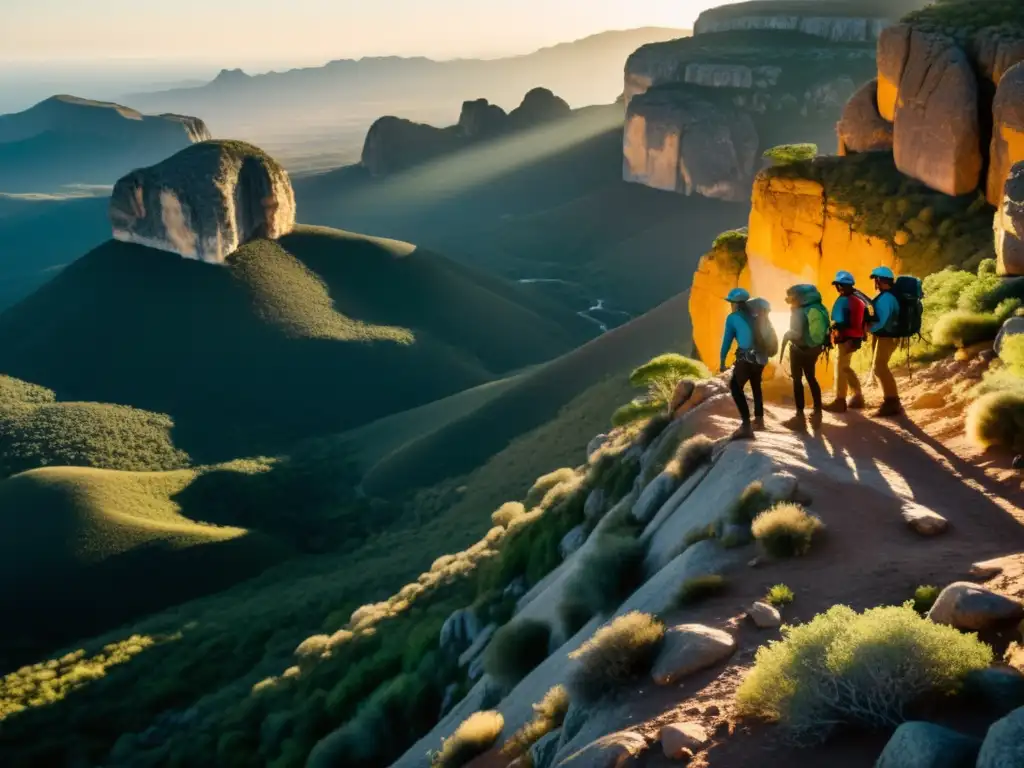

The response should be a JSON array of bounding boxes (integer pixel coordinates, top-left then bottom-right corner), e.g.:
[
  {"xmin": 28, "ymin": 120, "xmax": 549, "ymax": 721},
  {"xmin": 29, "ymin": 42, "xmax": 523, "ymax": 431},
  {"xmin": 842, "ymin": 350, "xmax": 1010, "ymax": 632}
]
[
  {"xmin": 693, "ymin": 1, "xmax": 902, "ymax": 43},
  {"xmin": 623, "ymin": 89, "xmax": 758, "ymax": 201},
  {"xmin": 109, "ymin": 140, "xmax": 296, "ymax": 263},
  {"xmin": 688, "ymin": 234, "xmax": 751, "ymax": 366},
  {"xmin": 837, "ymin": 79, "xmax": 893, "ymax": 154},
  {"xmin": 990, "ymin": 63, "xmax": 1024, "ymax": 207},
  {"xmin": 995, "ymin": 161, "xmax": 1024, "ymax": 276},
  {"xmin": 458, "ymin": 98, "xmax": 507, "ymax": 139},
  {"xmin": 508, "ymin": 87, "xmax": 571, "ymax": 130}
]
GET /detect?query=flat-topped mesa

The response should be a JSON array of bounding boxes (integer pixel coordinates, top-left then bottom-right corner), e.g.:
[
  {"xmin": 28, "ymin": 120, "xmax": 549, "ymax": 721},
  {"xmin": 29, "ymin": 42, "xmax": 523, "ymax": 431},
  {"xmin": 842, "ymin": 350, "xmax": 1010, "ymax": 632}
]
[
  {"xmin": 109, "ymin": 140, "xmax": 296, "ymax": 263},
  {"xmin": 694, "ymin": 3, "xmax": 895, "ymax": 43},
  {"xmin": 623, "ymin": 88, "xmax": 758, "ymax": 202}
]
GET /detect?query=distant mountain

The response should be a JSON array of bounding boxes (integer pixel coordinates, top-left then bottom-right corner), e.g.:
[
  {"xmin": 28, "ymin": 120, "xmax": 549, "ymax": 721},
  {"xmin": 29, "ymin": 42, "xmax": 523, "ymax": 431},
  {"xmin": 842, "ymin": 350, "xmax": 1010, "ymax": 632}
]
[
  {"xmin": 122, "ymin": 28, "xmax": 690, "ymax": 170},
  {"xmin": 0, "ymin": 95, "xmax": 210, "ymax": 193}
]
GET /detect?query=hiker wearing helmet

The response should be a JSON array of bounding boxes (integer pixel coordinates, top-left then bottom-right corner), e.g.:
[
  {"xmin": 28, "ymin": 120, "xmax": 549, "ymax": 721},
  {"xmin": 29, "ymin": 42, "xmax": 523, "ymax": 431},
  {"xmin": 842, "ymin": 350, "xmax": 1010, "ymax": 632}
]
[
  {"xmin": 869, "ymin": 265, "xmax": 903, "ymax": 418},
  {"xmin": 780, "ymin": 284, "xmax": 829, "ymax": 432},
  {"xmin": 823, "ymin": 270, "xmax": 868, "ymax": 413},
  {"xmin": 720, "ymin": 288, "xmax": 775, "ymax": 440}
]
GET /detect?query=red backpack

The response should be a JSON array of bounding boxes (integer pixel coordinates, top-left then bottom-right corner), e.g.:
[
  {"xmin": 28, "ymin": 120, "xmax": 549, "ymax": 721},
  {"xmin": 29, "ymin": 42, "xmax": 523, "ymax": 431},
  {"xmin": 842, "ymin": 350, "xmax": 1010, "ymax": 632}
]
[{"xmin": 843, "ymin": 291, "xmax": 871, "ymax": 339}]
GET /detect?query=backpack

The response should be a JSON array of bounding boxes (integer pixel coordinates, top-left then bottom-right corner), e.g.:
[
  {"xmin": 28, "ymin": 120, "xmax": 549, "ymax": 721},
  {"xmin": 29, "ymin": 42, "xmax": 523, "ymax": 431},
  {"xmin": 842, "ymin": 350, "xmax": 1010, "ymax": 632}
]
[
  {"xmin": 891, "ymin": 276, "xmax": 924, "ymax": 338},
  {"xmin": 745, "ymin": 298, "xmax": 779, "ymax": 362},
  {"xmin": 789, "ymin": 284, "xmax": 830, "ymax": 347}
]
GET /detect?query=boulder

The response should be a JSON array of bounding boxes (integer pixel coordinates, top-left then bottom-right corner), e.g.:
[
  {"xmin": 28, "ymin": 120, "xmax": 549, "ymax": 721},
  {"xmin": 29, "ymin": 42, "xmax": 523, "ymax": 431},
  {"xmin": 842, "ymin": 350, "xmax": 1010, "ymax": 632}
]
[
  {"xmin": 508, "ymin": 88, "xmax": 571, "ymax": 131},
  {"xmin": 623, "ymin": 88, "xmax": 758, "ymax": 201},
  {"xmin": 660, "ymin": 722, "xmax": 709, "ymax": 759},
  {"xmin": 989, "ymin": 63, "xmax": 1024, "ymax": 206},
  {"xmin": 651, "ymin": 624, "xmax": 736, "ymax": 686},
  {"xmin": 893, "ymin": 30, "xmax": 982, "ymax": 196},
  {"xmin": 440, "ymin": 608, "xmax": 482, "ymax": 653},
  {"xmin": 963, "ymin": 668, "xmax": 1024, "ymax": 716},
  {"xmin": 584, "ymin": 488, "xmax": 608, "ymax": 522},
  {"xmin": 458, "ymin": 98, "xmax": 507, "ymax": 139},
  {"xmin": 977, "ymin": 706, "xmax": 1024, "ymax": 768},
  {"xmin": 531, "ymin": 729, "xmax": 562, "ymax": 768},
  {"xmin": 761, "ymin": 471, "xmax": 802, "ymax": 504},
  {"xmin": 747, "ymin": 602, "xmax": 781, "ymax": 629},
  {"xmin": 109, "ymin": 140, "xmax": 295, "ymax": 263},
  {"xmin": 458, "ymin": 623, "xmax": 496, "ymax": 669},
  {"xmin": 633, "ymin": 471, "xmax": 681, "ymax": 525},
  {"xmin": 901, "ymin": 503, "xmax": 949, "ymax": 536},
  {"xmin": 927, "ymin": 582, "xmax": 1024, "ymax": 631},
  {"xmin": 837, "ymin": 79, "xmax": 893, "ymax": 154},
  {"xmin": 875, "ymin": 722, "xmax": 981, "ymax": 768},
  {"xmin": 673, "ymin": 380, "xmax": 726, "ymax": 419},
  {"xmin": 877, "ymin": 24, "xmax": 911, "ymax": 122},
  {"xmin": 669, "ymin": 379, "xmax": 696, "ymax": 414},
  {"xmin": 556, "ymin": 730, "xmax": 647, "ymax": 767},
  {"xmin": 560, "ymin": 525, "xmax": 588, "ymax": 559},
  {"xmin": 996, "ymin": 161, "xmax": 1024, "ymax": 277},
  {"xmin": 996, "ymin": 316, "xmax": 1024, "ymax": 355},
  {"xmin": 970, "ymin": 559, "xmax": 1006, "ymax": 581},
  {"xmin": 974, "ymin": 27, "xmax": 1024, "ymax": 86}
]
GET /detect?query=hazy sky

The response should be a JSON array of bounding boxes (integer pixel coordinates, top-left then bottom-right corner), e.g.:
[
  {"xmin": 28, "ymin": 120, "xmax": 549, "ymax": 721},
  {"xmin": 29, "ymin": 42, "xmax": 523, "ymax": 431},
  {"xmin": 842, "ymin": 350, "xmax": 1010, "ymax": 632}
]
[{"xmin": 1, "ymin": 0, "xmax": 723, "ymax": 66}]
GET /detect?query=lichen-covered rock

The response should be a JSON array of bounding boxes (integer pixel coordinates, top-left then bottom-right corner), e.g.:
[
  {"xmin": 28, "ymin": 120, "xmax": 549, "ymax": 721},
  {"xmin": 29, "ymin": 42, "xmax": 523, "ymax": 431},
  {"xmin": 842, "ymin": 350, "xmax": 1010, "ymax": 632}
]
[
  {"xmin": 459, "ymin": 98, "xmax": 507, "ymax": 139},
  {"xmin": 876, "ymin": 722, "xmax": 981, "ymax": 768},
  {"xmin": 624, "ymin": 89, "xmax": 757, "ymax": 201},
  {"xmin": 977, "ymin": 706, "xmax": 1024, "ymax": 768},
  {"xmin": 927, "ymin": 582, "xmax": 1024, "ymax": 631},
  {"xmin": 995, "ymin": 161, "xmax": 1024, "ymax": 276},
  {"xmin": 651, "ymin": 624, "xmax": 736, "ymax": 686},
  {"xmin": 837, "ymin": 79, "xmax": 893, "ymax": 154},
  {"xmin": 989, "ymin": 63, "xmax": 1024, "ymax": 206},
  {"xmin": 893, "ymin": 30, "xmax": 982, "ymax": 196},
  {"xmin": 109, "ymin": 140, "xmax": 295, "ymax": 263},
  {"xmin": 508, "ymin": 88, "xmax": 571, "ymax": 130}
]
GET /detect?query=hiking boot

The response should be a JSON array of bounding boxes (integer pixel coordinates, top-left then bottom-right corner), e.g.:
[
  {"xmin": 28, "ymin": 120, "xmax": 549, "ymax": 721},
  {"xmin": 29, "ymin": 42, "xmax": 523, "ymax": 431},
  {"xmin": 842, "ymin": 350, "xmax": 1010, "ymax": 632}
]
[
  {"xmin": 781, "ymin": 413, "xmax": 807, "ymax": 432},
  {"xmin": 731, "ymin": 422, "xmax": 756, "ymax": 441},
  {"xmin": 809, "ymin": 409, "xmax": 823, "ymax": 429},
  {"xmin": 873, "ymin": 398, "xmax": 903, "ymax": 419},
  {"xmin": 822, "ymin": 400, "xmax": 847, "ymax": 414},
  {"xmin": 847, "ymin": 394, "xmax": 866, "ymax": 410},
  {"xmin": 752, "ymin": 417, "xmax": 767, "ymax": 432}
]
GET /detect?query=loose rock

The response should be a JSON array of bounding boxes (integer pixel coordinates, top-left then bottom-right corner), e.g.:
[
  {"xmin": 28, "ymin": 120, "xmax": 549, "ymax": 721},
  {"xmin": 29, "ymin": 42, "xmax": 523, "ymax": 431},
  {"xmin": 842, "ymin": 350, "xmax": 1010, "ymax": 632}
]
[
  {"xmin": 747, "ymin": 601, "xmax": 782, "ymax": 629},
  {"xmin": 558, "ymin": 730, "xmax": 647, "ymax": 768},
  {"xmin": 901, "ymin": 503, "xmax": 949, "ymax": 536},
  {"xmin": 927, "ymin": 582, "xmax": 1024, "ymax": 631},
  {"xmin": 963, "ymin": 668, "xmax": 1024, "ymax": 717},
  {"xmin": 876, "ymin": 721, "xmax": 981, "ymax": 768},
  {"xmin": 977, "ymin": 705, "xmax": 1024, "ymax": 768},
  {"xmin": 661, "ymin": 722, "xmax": 709, "ymax": 759},
  {"xmin": 651, "ymin": 624, "xmax": 736, "ymax": 686}
]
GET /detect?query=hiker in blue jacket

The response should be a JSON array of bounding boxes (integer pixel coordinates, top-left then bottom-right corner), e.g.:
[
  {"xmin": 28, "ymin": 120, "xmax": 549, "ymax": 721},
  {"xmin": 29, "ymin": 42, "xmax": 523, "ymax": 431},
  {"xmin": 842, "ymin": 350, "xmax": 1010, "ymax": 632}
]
[
  {"xmin": 719, "ymin": 288, "xmax": 765, "ymax": 440},
  {"xmin": 869, "ymin": 266, "xmax": 903, "ymax": 418}
]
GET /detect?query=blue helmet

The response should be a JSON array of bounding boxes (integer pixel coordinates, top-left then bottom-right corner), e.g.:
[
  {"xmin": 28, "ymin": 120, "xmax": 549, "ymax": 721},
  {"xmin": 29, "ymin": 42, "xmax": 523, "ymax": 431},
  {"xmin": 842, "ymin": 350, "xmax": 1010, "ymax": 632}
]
[
  {"xmin": 870, "ymin": 266, "xmax": 895, "ymax": 281},
  {"xmin": 832, "ymin": 270, "xmax": 856, "ymax": 286},
  {"xmin": 725, "ymin": 288, "xmax": 750, "ymax": 302}
]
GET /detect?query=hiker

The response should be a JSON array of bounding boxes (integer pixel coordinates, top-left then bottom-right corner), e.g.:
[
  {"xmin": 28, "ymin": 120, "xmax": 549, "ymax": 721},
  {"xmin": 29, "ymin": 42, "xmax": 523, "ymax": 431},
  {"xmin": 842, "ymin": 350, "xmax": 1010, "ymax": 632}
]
[
  {"xmin": 823, "ymin": 271, "xmax": 868, "ymax": 413},
  {"xmin": 868, "ymin": 266, "xmax": 903, "ymax": 418},
  {"xmin": 780, "ymin": 284, "xmax": 829, "ymax": 431},
  {"xmin": 720, "ymin": 288, "xmax": 775, "ymax": 439}
]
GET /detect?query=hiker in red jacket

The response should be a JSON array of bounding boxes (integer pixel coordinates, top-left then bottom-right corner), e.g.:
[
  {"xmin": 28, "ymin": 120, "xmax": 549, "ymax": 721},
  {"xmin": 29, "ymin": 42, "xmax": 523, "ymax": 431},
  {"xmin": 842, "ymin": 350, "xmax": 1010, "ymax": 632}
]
[{"xmin": 823, "ymin": 271, "xmax": 868, "ymax": 413}]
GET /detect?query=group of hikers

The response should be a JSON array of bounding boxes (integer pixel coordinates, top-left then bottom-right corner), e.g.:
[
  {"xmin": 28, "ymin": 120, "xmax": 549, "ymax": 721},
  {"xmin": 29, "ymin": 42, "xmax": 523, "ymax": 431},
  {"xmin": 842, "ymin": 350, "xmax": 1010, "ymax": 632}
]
[{"xmin": 719, "ymin": 266, "xmax": 923, "ymax": 440}]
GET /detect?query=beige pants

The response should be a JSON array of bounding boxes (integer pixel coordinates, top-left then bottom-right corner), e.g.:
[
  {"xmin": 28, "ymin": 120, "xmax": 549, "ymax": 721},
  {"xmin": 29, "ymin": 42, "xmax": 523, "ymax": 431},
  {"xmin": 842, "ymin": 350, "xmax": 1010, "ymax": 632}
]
[
  {"xmin": 834, "ymin": 340, "xmax": 862, "ymax": 400},
  {"xmin": 872, "ymin": 337, "xmax": 900, "ymax": 400}
]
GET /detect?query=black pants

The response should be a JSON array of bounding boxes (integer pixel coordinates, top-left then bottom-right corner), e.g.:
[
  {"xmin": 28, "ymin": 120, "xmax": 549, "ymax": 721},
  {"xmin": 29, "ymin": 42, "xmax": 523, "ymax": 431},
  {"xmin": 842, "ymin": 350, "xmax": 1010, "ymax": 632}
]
[
  {"xmin": 790, "ymin": 344, "xmax": 823, "ymax": 413},
  {"xmin": 730, "ymin": 358, "xmax": 764, "ymax": 424}
]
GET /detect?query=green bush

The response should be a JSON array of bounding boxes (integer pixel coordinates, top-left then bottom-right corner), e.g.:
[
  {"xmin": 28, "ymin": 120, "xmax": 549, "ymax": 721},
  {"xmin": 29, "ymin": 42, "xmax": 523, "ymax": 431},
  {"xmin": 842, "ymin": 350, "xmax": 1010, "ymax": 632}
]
[
  {"xmin": 501, "ymin": 685, "xmax": 570, "ymax": 758},
  {"xmin": 913, "ymin": 585, "xmax": 941, "ymax": 614},
  {"xmin": 764, "ymin": 143, "xmax": 818, "ymax": 165},
  {"xmin": 482, "ymin": 619, "xmax": 552, "ymax": 690},
  {"xmin": 765, "ymin": 584, "xmax": 795, "ymax": 607},
  {"xmin": 711, "ymin": 229, "xmax": 749, "ymax": 276},
  {"xmin": 735, "ymin": 603, "xmax": 994, "ymax": 744},
  {"xmin": 612, "ymin": 399, "xmax": 666, "ymax": 427},
  {"xmin": 432, "ymin": 710, "xmax": 505, "ymax": 768},
  {"xmin": 728, "ymin": 481, "xmax": 774, "ymax": 526},
  {"xmin": 524, "ymin": 468, "xmax": 577, "ymax": 510},
  {"xmin": 752, "ymin": 504, "xmax": 824, "ymax": 559},
  {"xmin": 561, "ymin": 533, "xmax": 646, "ymax": 621},
  {"xmin": 667, "ymin": 434, "xmax": 715, "ymax": 482},
  {"xmin": 932, "ymin": 299, "xmax": 1021, "ymax": 349},
  {"xmin": 567, "ymin": 611, "xmax": 665, "ymax": 706},
  {"xmin": 619, "ymin": 355, "xmax": 711, "ymax": 422},
  {"xmin": 966, "ymin": 390, "xmax": 1024, "ymax": 453},
  {"xmin": 675, "ymin": 574, "xmax": 728, "ymax": 606}
]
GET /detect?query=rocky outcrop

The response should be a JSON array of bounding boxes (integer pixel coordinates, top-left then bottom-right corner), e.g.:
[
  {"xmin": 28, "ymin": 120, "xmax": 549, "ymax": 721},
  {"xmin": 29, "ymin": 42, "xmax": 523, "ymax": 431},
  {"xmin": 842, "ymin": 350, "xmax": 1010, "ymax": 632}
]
[
  {"xmin": 837, "ymin": 79, "xmax": 893, "ymax": 154},
  {"xmin": 458, "ymin": 98, "xmax": 507, "ymax": 139},
  {"xmin": 109, "ymin": 140, "xmax": 295, "ymax": 263},
  {"xmin": 995, "ymin": 161, "xmax": 1024, "ymax": 277},
  {"xmin": 694, "ymin": 5, "xmax": 893, "ymax": 43},
  {"xmin": 991, "ymin": 64, "xmax": 1024, "ymax": 212},
  {"xmin": 623, "ymin": 89, "xmax": 758, "ymax": 201},
  {"xmin": 927, "ymin": 582, "xmax": 1024, "ymax": 631},
  {"xmin": 892, "ymin": 29, "xmax": 982, "ymax": 196},
  {"xmin": 689, "ymin": 240, "xmax": 751, "ymax": 368},
  {"xmin": 508, "ymin": 87, "xmax": 571, "ymax": 130},
  {"xmin": 876, "ymin": 722, "xmax": 982, "ymax": 768}
]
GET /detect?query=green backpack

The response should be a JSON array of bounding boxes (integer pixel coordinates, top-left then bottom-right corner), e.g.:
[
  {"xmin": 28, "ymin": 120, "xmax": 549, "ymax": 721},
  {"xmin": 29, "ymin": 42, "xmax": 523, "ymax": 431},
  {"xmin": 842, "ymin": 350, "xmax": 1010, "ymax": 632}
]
[{"xmin": 789, "ymin": 284, "xmax": 830, "ymax": 347}]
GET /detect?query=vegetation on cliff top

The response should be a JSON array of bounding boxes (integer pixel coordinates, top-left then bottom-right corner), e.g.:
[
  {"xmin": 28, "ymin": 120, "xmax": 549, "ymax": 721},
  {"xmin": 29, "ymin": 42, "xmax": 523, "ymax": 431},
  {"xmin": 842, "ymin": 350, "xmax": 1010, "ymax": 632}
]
[{"xmin": 903, "ymin": 0, "xmax": 1024, "ymax": 34}]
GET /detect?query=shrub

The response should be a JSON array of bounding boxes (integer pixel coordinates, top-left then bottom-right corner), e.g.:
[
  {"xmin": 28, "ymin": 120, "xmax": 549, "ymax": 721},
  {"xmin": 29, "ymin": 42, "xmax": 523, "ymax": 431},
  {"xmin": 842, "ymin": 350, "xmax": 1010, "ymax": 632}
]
[
  {"xmin": 765, "ymin": 584, "xmax": 795, "ymax": 607},
  {"xmin": 999, "ymin": 333, "xmax": 1024, "ymax": 376},
  {"xmin": 913, "ymin": 585, "xmax": 941, "ymax": 614},
  {"xmin": 675, "ymin": 574, "xmax": 728, "ymax": 606},
  {"xmin": 500, "ymin": 685, "xmax": 570, "ymax": 758},
  {"xmin": 612, "ymin": 399, "xmax": 666, "ymax": 427},
  {"xmin": 728, "ymin": 481, "xmax": 774, "ymax": 526},
  {"xmin": 629, "ymin": 354, "xmax": 711, "ymax": 406},
  {"xmin": 764, "ymin": 143, "xmax": 818, "ymax": 165},
  {"xmin": 524, "ymin": 468, "xmax": 576, "ymax": 509},
  {"xmin": 667, "ymin": 434, "xmax": 716, "ymax": 482},
  {"xmin": 567, "ymin": 611, "xmax": 665, "ymax": 706},
  {"xmin": 433, "ymin": 710, "xmax": 505, "ymax": 768},
  {"xmin": 966, "ymin": 390, "xmax": 1024, "ymax": 453},
  {"xmin": 638, "ymin": 413, "xmax": 672, "ymax": 447},
  {"xmin": 491, "ymin": 502, "xmax": 526, "ymax": 528},
  {"xmin": 933, "ymin": 310, "xmax": 1006, "ymax": 349},
  {"xmin": 482, "ymin": 620, "xmax": 552, "ymax": 690},
  {"xmin": 735, "ymin": 603, "xmax": 993, "ymax": 745},
  {"xmin": 752, "ymin": 504, "xmax": 823, "ymax": 559},
  {"xmin": 562, "ymin": 533, "xmax": 646, "ymax": 620}
]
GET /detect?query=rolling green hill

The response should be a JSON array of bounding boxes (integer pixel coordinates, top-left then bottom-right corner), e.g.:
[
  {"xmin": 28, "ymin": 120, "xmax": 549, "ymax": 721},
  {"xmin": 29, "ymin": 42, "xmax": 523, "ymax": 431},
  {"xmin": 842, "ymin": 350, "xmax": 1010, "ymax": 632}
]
[{"xmin": 0, "ymin": 225, "xmax": 593, "ymax": 462}]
